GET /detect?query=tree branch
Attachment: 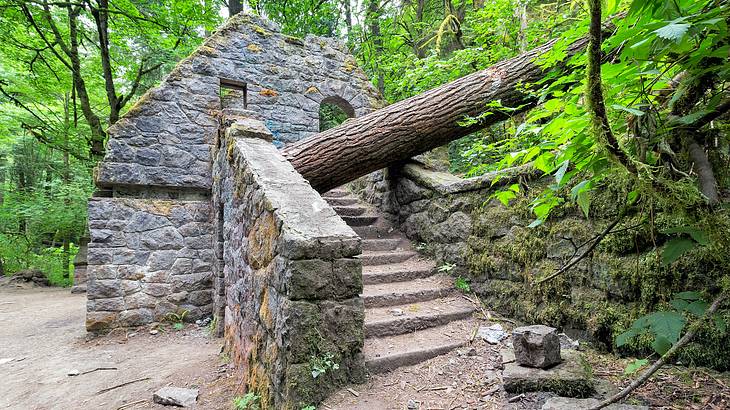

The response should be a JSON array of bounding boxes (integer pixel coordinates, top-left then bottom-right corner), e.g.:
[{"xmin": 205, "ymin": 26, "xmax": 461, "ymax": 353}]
[
  {"xmin": 586, "ymin": 0, "xmax": 636, "ymax": 174},
  {"xmin": 589, "ymin": 293, "xmax": 727, "ymax": 410},
  {"xmin": 533, "ymin": 205, "xmax": 628, "ymax": 285}
]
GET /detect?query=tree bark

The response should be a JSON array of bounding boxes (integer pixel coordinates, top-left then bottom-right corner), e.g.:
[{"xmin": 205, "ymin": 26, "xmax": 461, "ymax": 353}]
[
  {"xmin": 283, "ymin": 18, "xmax": 620, "ymax": 192},
  {"xmin": 229, "ymin": 0, "xmax": 243, "ymax": 16}
]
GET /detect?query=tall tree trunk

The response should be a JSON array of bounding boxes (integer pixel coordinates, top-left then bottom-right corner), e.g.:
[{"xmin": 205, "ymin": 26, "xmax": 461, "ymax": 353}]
[
  {"xmin": 283, "ymin": 20, "xmax": 619, "ymax": 192},
  {"xmin": 516, "ymin": 0, "xmax": 528, "ymax": 52},
  {"xmin": 63, "ymin": 93, "xmax": 71, "ymax": 279},
  {"xmin": 366, "ymin": 0, "xmax": 385, "ymax": 94},
  {"xmin": 343, "ymin": 0, "xmax": 353, "ymax": 43},
  {"xmin": 229, "ymin": 0, "xmax": 243, "ymax": 16}
]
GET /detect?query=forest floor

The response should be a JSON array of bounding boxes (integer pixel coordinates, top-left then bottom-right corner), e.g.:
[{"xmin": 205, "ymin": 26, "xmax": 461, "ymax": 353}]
[
  {"xmin": 1, "ymin": 286, "xmax": 729, "ymax": 410},
  {"xmin": 0, "ymin": 287, "xmax": 237, "ymax": 410}
]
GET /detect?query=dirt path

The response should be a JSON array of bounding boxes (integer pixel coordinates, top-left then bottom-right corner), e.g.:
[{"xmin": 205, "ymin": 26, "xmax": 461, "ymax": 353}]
[{"xmin": 0, "ymin": 288, "xmax": 235, "ymax": 410}]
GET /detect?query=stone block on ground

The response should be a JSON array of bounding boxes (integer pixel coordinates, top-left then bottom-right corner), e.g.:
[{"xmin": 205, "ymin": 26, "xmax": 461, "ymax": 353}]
[
  {"xmin": 513, "ymin": 325, "xmax": 561, "ymax": 368},
  {"xmin": 502, "ymin": 349, "xmax": 594, "ymax": 398},
  {"xmin": 152, "ymin": 387, "xmax": 198, "ymax": 407},
  {"xmin": 542, "ymin": 397, "xmax": 648, "ymax": 410}
]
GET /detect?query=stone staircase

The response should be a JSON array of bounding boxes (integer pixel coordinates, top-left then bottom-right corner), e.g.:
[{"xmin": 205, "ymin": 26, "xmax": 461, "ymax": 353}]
[{"xmin": 323, "ymin": 188, "xmax": 477, "ymax": 374}]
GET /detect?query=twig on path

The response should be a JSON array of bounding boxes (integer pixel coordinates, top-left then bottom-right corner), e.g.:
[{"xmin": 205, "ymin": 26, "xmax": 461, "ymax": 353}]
[
  {"xmin": 70, "ymin": 367, "xmax": 118, "ymax": 376},
  {"xmin": 96, "ymin": 377, "xmax": 151, "ymax": 395},
  {"xmin": 116, "ymin": 399, "xmax": 146, "ymax": 409},
  {"xmin": 508, "ymin": 393, "xmax": 525, "ymax": 403},
  {"xmin": 589, "ymin": 294, "xmax": 726, "ymax": 410},
  {"xmin": 346, "ymin": 387, "xmax": 360, "ymax": 397}
]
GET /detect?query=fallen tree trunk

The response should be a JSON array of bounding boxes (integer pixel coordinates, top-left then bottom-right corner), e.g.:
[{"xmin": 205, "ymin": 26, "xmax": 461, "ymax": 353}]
[{"xmin": 283, "ymin": 16, "xmax": 622, "ymax": 192}]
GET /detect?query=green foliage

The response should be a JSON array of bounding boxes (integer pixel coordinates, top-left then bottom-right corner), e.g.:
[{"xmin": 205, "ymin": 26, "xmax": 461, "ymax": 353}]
[
  {"xmin": 233, "ymin": 392, "xmax": 261, "ymax": 410},
  {"xmin": 165, "ymin": 310, "xmax": 189, "ymax": 331},
  {"xmin": 309, "ymin": 352, "xmax": 339, "ymax": 379},
  {"xmin": 615, "ymin": 291, "xmax": 723, "ymax": 357},
  {"xmin": 454, "ymin": 276, "xmax": 471, "ymax": 293}
]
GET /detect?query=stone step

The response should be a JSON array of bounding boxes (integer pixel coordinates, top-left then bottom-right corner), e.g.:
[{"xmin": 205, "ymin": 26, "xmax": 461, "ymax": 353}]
[
  {"xmin": 362, "ymin": 275, "xmax": 454, "ymax": 307},
  {"xmin": 364, "ymin": 295, "xmax": 474, "ymax": 337},
  {"xmin": 359, "ymin": 250, "xmax": 417, "ymax": 266},
  {"xmin": 323, "ymin": 189, "xmax": 350, "ymax": 198},
  {"xmin": 341, "ymin": 215, "xmax": 379, "ymax": 227},
  {"xmin": 351, "ymin": 225, "xmax": 395, "ymax": 239},
  {"xmin": 325, "ymin": 197, "xmax": 359, "ymax": 206},
  {"xmin": 364, "ymin": 319, "xmax": 475, "ymax": 374},
  {"xmin": 361, "ymin": 238, "xmax": 403, "ymax": 252},
  {"xmin": 363, "ymin": 260, "xmax": 436, "ymax": 284},
  {"xmin": 333, "ymin": 205, "xmax": 367, "ymax": 216}
]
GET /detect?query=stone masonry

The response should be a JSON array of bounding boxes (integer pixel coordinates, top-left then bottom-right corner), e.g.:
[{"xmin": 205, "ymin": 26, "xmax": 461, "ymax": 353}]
[
  {"xmin": 213, "ymin": 113, "xmax": 364, "ymax": 408},
  {"xmin": 85, "ymin": 13, "xmax": 381, "ymax": 333}
]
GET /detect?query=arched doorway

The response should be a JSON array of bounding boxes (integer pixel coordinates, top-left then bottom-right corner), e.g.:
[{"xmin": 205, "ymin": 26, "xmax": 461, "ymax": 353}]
[{"xmin": 319, "ymin": 96, "xmax": 355, "ymax": 132}]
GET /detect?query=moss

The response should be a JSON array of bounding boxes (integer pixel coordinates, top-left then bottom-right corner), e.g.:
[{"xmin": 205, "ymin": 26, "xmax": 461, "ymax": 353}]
[
  {"xmin": 259, "ymin": 88, "xmax": 279, "ymax": 97},
  {"xmin": 341, "ymin": 57, "xmax": 357, "ymax": 73},
  {"xmin": 283, "ymin": 35, "xmax": 305, "ymax": 46},
  {"xmin": 247, "ymin": 43, "xmax": 262, "ymax": 53},
  {"xmin": 251, "ymin": 24, "xmax": 271, "ymax": 37}
]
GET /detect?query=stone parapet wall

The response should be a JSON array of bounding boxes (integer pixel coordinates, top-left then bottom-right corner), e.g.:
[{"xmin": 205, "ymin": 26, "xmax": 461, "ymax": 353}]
[
  {"xmin": 213, "ymin": 115, "xmax": 364, "ymax": 408},
  {"xmin": 85, "ymin": 198, "xmax": 213, "ymax": 332}
]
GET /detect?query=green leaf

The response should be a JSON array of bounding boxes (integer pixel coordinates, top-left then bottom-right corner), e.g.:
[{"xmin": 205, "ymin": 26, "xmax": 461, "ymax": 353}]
[
  {"xmin": 654, "ymin": 22, "xmax": 691, "ymax": 42},
  {"xmin": 576, "ymin": 192, "xmax": 590, "ymax": 218},
  {"xmin": 494, "ymin": 190, "xmax": 517, "ymax": 206},
  {"xmin": 645, "ymin": 311, "xmax": 686, "ymax": 344},
  {"xmin": 652, "ymin": 334, "xmax": 672, "ymax": 355},
  {"xmin": 627, "ymin": 190, "xmax": 640, "ymax": 205},
  {"xmin": 685, "ymin": 300, "xmax": 709, "ymax": 317},
  {"xmin": 624, "ymin": 359, "xmax": 649, "ymax": 375},
  {"xmin": 670, "ymin": 298, "xmax": 689, "ymax": 312},
  {"xmin": 554, "ymin": 160, "xmax": 569, "ymax": 185},
  {"xmin": 663, "ymin": 226, "xmax": 709, "ymax": 246},
  {"xmin": 612, "ymin": 104, "xmax": 645, "ymax": 116},
  {"xmin": 616, "ymin": 327, "xmax": 641, "ymax": 347},
  {"xmin": 661, "ymin": 238, "xmax": 697, "ymax": 266}
]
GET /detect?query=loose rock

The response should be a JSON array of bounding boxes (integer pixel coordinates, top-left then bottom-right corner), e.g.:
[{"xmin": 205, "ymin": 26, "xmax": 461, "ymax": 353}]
[
  {"xmin": 477, "ymin": 323, "xmax": 507, "ymax": 344},
  {"xmin": 152, "ymin": 387, "xmax": 199, "ymax": 407},
  {"xmin": 513, "ymin": 325, "xmax": 561, "ymax": 368}
]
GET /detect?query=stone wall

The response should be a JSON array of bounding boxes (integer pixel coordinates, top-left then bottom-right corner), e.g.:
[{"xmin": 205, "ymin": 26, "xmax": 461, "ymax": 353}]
[
  {"xmin": 96, "ymin": 13, "xmax": 381, "ymax": 190},
  {"xmin": 85, "ymin": 198, "xmax": 213, "ymax": 331},
  {"xmin": 213, "ymin": 114, "xmax": 364, "ymax": 408},
  {"xmin": 357, "ymin": 161, "xmax": 730, "ymax": 369},
  {"xmin": 85, "ymin": 13, "xmax": 381, "ymax": 334}
]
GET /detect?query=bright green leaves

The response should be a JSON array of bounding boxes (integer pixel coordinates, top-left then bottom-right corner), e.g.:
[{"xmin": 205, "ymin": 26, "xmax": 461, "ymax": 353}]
[
  {"xmin": 493, "ymin": 183, "xmax": 521, "ymax": 206},
  {"xmin": 654, "ymin": 19, "xmax": 691, "ymax": 43}
]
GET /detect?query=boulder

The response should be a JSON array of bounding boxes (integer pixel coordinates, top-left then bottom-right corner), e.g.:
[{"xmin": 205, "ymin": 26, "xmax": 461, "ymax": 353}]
[
  {"xmin": 513, "ymin": 325, "xmax": 561, "ymax": 368},
  {"xmin": 152, "ymin": 387, "xmax": 199, "ymax": 407},
  {"xmin": 502, "ymin": 349, "xmax": 594, "ymax": 398}
]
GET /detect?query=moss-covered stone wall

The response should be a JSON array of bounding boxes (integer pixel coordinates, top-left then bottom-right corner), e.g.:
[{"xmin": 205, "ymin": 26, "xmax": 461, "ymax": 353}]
[{"xmin": 357, "ymin": 162, "xmax": 730, "ymax": 370}]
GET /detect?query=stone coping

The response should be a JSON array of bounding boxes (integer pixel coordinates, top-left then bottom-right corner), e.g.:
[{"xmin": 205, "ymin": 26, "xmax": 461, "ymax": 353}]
[
  {"xmin": 228, "ymin": 119, "xmax": 361, "ymax": 257},
  {"xmin": 400, "ymin": 161, "xmax": 538, "ymax": 195}
]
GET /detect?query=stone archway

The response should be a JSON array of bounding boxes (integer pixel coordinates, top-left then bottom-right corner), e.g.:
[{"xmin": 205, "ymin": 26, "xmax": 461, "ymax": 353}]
[{"xmin": 319, "ymin": 95, "xmax": 356, "ymax": 132}]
